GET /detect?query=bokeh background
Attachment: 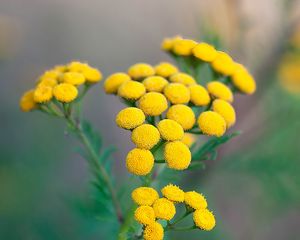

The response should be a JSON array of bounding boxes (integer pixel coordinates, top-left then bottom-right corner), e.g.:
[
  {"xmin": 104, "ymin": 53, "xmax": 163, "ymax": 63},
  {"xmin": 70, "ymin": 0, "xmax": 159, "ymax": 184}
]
[{"xmin": 1, "ymin": 0, "xmax": 300, "ymax": 239}]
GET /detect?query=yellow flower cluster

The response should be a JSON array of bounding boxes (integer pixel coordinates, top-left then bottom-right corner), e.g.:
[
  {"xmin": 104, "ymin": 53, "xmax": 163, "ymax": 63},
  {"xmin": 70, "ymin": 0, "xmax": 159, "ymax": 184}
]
[
  {"xmin": 20, "ymin": 61, "xmax": 102, "ymax": 112},
  {"xmin": 132, "ymin": 184, "xmax": 216, "ymax": 239}
]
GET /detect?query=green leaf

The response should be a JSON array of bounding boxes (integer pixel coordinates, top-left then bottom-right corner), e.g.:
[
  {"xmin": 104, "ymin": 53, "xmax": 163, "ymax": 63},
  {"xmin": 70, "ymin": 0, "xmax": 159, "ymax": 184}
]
[
  {"xmin": 81, "ymin": 119, "xmax": 102, "ymax": 153},
  {"xmin": 187, "ymin": 161, "xmax": 206, "ymax": 171}
]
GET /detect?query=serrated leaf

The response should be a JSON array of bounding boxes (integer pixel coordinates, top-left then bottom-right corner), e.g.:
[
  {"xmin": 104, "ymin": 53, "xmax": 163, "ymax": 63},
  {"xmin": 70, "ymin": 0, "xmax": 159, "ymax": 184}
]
[{"xmin": 81, "ymin": 120, "xmax": 102, "ymax": 153}]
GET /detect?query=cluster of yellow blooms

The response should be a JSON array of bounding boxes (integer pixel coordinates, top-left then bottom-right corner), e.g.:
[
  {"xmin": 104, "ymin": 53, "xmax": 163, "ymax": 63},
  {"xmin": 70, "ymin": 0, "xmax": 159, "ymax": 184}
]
[
  {"xmin": 132, "ymin": 184, "xmax": 215, "ymax": 240},
  {"xmin": 20, "ymin": 61, "xmax": 102, "ymax": 112}
]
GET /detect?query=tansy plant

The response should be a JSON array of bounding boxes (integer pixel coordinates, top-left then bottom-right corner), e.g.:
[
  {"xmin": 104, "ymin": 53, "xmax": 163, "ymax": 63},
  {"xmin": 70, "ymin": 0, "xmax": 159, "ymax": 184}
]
[{"xmin": 20, "ymin": 36, "xmax": 256, "ymax": 240}]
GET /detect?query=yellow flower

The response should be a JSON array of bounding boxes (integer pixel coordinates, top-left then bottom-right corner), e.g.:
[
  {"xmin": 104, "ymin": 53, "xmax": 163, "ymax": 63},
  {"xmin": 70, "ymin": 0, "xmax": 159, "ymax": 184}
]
[
  {"xmin": 39, "ymin": 70, "xmax": 61, "ymax": 80},
  {"xmin": 212, "ymin": 99, "xmax": 236, "ymax": 128},
  {"xmin": 169, "ymin": 72, "xmax": 196, "ymax": 86},
  {"xmin": 34, "ymin": 85, "xmax": 53, "ymax": 103},
  {"xmin": 164, "ymin": 83, "xmax": 190, "ymax": 104},
  {"xmin": 126, "ymin": 148, "xmax": 154, "ymax": 175},
  {"xmin": 193, "ymin": 209, "xmax": 216, "ymax": 231},
  {"xmin": 128, "ymin": 63, "xmax": 155, "ymax": 80},
  {"xmin": 153, "ymin": 198, "xmax": 176, "ymax": 220},
  {"xmin": 164, "ymin": 141, "xmax": 191, "ymax": 170},
  {"xmin": 37, "ymin": 78, "xmax": 58, "ymax": 88},
  {"xmin": 134, "ymin": 206, "xmax": 155, "ymax": 225},
  {"xmin": 184, "ymin": 191, "xmax": 207, "ymax": 210},
  {"xmin": 53, "ymin": 65, "xmax": 66, "ymax": 73},
  {"xmin": 143, "ymin": 76, "xmax": 169, "ymax": 93},
  {"xmin": 157, "ymin": 119, "xmax": 184, "ymax": 141},
  {"xmin": 189, "ymin": 84, "xmax": 211, "ymax": 106},
  {"xmin": 198, "ymin": 111, "xmax": 226, "ymax": 137},
  {"xmin": 118, "ymin": 80, "xmax": 146, "ymax": 100},
  {"xmin": 181, "ymin": 133, "xmax": 195, "ymax": 147},
  {"xmin": 144, "ymin": 221, "xmax": 164, "ymax": 240},
  {"xmin": 53, "ymin": 83, "xmax": 78, "ymax": 103},
  {"xmin": 192, "ymin": 42, "xmax": 218, "ymax": 62},
  {"xmin": 211, "ymin": 51, "xmax": 236, "ymax": 75},
  {"xmin": 82, "ymin": 66, "xmax": 102, "ymax": 83},
  {"xmin": 154, "ymin": 62, "xmax": 178, "ymax": 78},
  {"xmin": 68, "ymin": 61, "xmax": 88, "ymax": 72},
  {"xmin": 161, "ymin": 35, "xmax": 182, "ymax": 51},
  {"xmin": 138, "ymin": 92, "xmax": 168, "ymax": 116},
  {"xmin": 132, "ymin": 187, "xmax": 159, "ymax": 206},
  {"xmin": 231, "ymin": 63, "xmax": 256, "ymax": 94},
  {"xmin": 62, "ymin": 72, "xmax": 85, "ymax": 85},
  {"xmin": 172, "ymin": 39, "xmax": 198, "ymax": 56},
  {"xmin": 161, "ymin": 184, "xmax": 184, "ymax": 203},
  {"xmin": 166, "ymin": 104, "xmax": 195, "ymax": 130},
  {"xmin": 104, "ymin": 72, "xmax": 131, "ymax": 94},
  {"xmin": 207, "ymin": 81, "xmax": 233, "ymax": 103},
  {"xmin": 131, "ymin": 124, "xmax": 160, "ymax": 149},
  {"xmin": 115, "ymin": 107, "xmax": 145, "ymax": 130},
  {"xmin": 20, "ymin": 90, "xmax": 37, "ymax": 112}
]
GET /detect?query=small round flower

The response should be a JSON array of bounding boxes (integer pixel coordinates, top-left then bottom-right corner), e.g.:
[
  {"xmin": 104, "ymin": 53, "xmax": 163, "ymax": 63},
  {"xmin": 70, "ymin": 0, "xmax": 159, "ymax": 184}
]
[
  {"xmin": 161, "ymin": 35, "xmax": 182, "ymax": 51},
  {"xmin": 211, "ymin": 51, "xmax": 236, "ymax": 75},
  {"xmin": 212, "ymin": 99, "xmax": 236, "ymax": 128},
  {"xmin": 134, "ymin": 206, "xmax": 155, "ymax": 225},
  {"xmin": 184, "ymin": 191, "xmax": 207, "ymax": 210},
  {"xmin": 82, "ymin": 66, "xmax": 102, "ymax": 83},
  {"xmin": 34, "ymin": 85, "xmax": 53, "ymax": 103},
  {"xmin": 189, "ymin": 84, "xmax": 211, "ymax": 106},
  {"xmin": 40, "ymin": 70, "xmax": 61, "ymax": 80},
  {"xmin": 193, "ymin": 209, "xmax": 216, "ymax": 231},
  {"xmin": 166, "ymin": 104, "xmax": 195, "ymax": 130},
  {"xmin": 192, "ymin": 42, "xmax": 218, "ymax": 62},
  {"xmin": 131, "ymin": 124, "xmax": 160, "ymax": 149},
  {"xmin": 231, "ymin": 63, "xmax": 256, "ymax": 94},
  {"xmin": 157, "ymin": 119, "xmax": 184, "ymax": 141},
  {"xmin": 181, "ymin": 133, "xmax": 195, "ymax": 147},
  {"xmin": 154, "ymin": 62, "xmax": 178, "ymax": 78},
  {"xmin": 37, "ymin": 78, "xmax": 58, "ymax": 88},
  {"xmin": 143, "ymin": 221, "xmax": 164, "ymax": 240},
  {"xmin": 20, "ymin": 90, "xmax": 37, "ymax": 112},
  {"xmin": 54, "ymin": 65, "xmax": 66, "ymax": 73},
  {"xmin": 164, "ymin": 83, "xmax": 190, "ymax": 104},
  {"xmin": 172, "ymin": 39, "xmax": 198, "ymax": 56},
  {"xmin": 104, "ymin": 72, "xmax": 131, "ymax": 94},
  {"xmin": 132, "ymin": 187, "xmax": 159, "ymax": 206},
  {"xmin": 143, "ymin": 76, "xmax": 169, "ymax": 93},
  {"xmin": 128, "ymin": 63, "xmax": 155, "ymax": 80},
  {"xmin": 169, "ymin": 72, "xmax": 196, "ymax": 86},
  {"xmin": 153, "ymin": 198, "xmax": 176, "ymax": 220},
  {"xmin": 62, "ymin": 72, "xmax": 85, "ymax": 85},
  {"xmin": 115, "ymin": 107, "xmax": 145, "ymax": 130},
  {"xmin": 198, "ymin": 111, "xmax": 226, "ymax": 137},
  {"xmin": 118, "ymin": 80, "xmax": 146, "ymax": 100},
  {"xmin": 161, "ymin": 184, "xmax": 184, "ymax": 202},
  {"xmin": 68, "ymin": 61, "xmax": 89, "ymax": 72},
  {"xmin": 53, "ymin": 83, "xmax": 78, "ymax": 103},
  {"xmin": 207, "ymin": 81, "xmax": 233, "ymax": 103},
  {"xmin": 164, "ymin": 141, "xmax": 191, "ymax": 170},
  {"xmin": 138, "ymin": 92, "xmax": 168, "ymax": 116},
  {"xmin": 126, "ymin": 148, "xmax": 154, "ymax": 176}
]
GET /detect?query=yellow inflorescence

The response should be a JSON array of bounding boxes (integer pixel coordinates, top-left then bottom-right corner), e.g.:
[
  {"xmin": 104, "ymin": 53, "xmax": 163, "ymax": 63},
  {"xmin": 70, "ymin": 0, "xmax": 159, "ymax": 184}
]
[
  {"xmin": 138, "ymin": 92, "xmax": 168, "ymax": 116},
  {"xmin": 126, "ymin": 148, "xmax": 154, "ymax": 176},
  {"xmin": 20, "ymin": 90, "xmax": 37, "ymax": 112},
  {"xmin": 192, "ymin": 42, "xmax": 218, "ymax": 62},
  {"xmin": 189, "ymin": 84, "xmax": 211, "ymax": 106},
  {"xmin": 143, "ymin": 76, "xmax": 169, "ymax": 93},
  {"xmin": 115, "ymin": 107, "xmax": 145, "ymax": 130},
  {"xmin": 212, "ymin": 99, "xmax": 236, "ymax": 128},
  {"xmin": 33, "ymin": 85, "xmax": 53, "ymax": 103},
  {"xmin": 128, "ymin": 63, "xmax": 155, "ymax": 80},
  {"xmin": 155, "ymin": 62, "xmax": 178, "ymax": 78},
  {"xmin": 164, "ymin": 83, "xmax": 190, "ymax": 104},
  {"xmin": 131, "ymin": 124, "xmax": 160, "ymax": 149},
  {"xmin": 193, "ymin": 209, "xmax": 216, "ymax": 231},
  {"xmin": 153, "ymin": 198, "xmax": 176, "ymax": 220},
  {"xmin": 211, "ymin": 51, "xmax": 236, "ymax": 76},
  {"xmin": 181, "ymin": 133, "xmax": 196, "ymax": 147},
  {"xmin": 53, "ymin": 83, "xmax": 78, "ymax": 103},
  {"xmin": 166, "ymin": 104, "xmax": 195, "ymax": 130},
  {"xmin": 104, "ymin": 72, "xmax": 131, "ymax": 94},
  {"xmin": 144, "ymin": 221, "xmax": 164, "ymax": 240},
  {"xmin": 161, "ymin": 35, "xmax": 182, "ymax": 51},
  {"xmin": 118, "ymin": 80, "xmax": 146, "ymax": 100},
  {"xmin": 172, "ymin": 39, "xmax": 198, "ymax": 56},
  {"xmin": 207, "ymin": 81, "xmax": 233, "ymax": 103},
  {"xmin": 132, "ymin": 187, "xmax": 159, "ymax": 206},
  {"xmin": 164, "ymin": 141, "xmax": 191, "ymax": 170},
  {"xmin": 161, "ymin": 184, "xmax": 184, "ymax": 203},
  {"xmin": 62, "ymin": 72, "xmax": 85, "ymax": 85},
  {"xmin": 157, "ymin": 119, "xmax": 184, "ymax": 141},
  {"xmin": 231, "ymin": 63, "xmax": 256, "ymax": 94},
  {"xmin": 184, "ymin": 191, "xmax": 208, "ymax": 210},
  {"xmin": 198, "ymin": 111, "xmax": 226, "ymax": 137},
  {"xmin": 134, "ymin": 205, "xmax": 156, "ymax": 225},
  {"xmin": 169, "ymin": 72, "xmax": 196, "ymax": 86}
]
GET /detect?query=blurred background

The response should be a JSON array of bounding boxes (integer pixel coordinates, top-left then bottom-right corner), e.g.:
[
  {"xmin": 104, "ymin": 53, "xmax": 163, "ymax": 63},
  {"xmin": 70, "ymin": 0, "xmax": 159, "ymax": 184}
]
[{"xmin": 1, "ymin": 0, "xmax": 300, "ymax": 239}]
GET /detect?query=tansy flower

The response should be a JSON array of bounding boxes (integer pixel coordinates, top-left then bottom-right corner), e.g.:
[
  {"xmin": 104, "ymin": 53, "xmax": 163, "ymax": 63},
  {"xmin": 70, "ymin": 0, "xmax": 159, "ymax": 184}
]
[
  {"xmin": 37, "ymin": 78, "xmax": 58, "ymax": 88},
  {"xmin": 161, "ymin": 35, "xmax": 182, "ymax": 51},
  {"xmin": 189, "ymin": 84, "xmax": 211, "ymax": 106},
  {"xmin": 53, "ymin": 65, "xmax": 66, "ymax": 73},
  {"xmin": 172, "ymin": 39, "xmax": 198, "ymax": 56},
  {"xmin": 207, "ymin": 81, "xmax": 233, "ymax": 103},
  {"xmin": 154, "ymin": 62, "xmax": 178, "ymax": 78},
  {"xmin": 131, "ymin": 124, "xmax": 160, "ymax": 149},
  {"xmin": 115, "ymin": 107, "xmax": 145, "ymax": 130},
  {"xmin": 181, "ymin": 133, "xmax": 196, "ymax": 147},
  {"xmin": 193, "ymin": 209, "xmax": 216, "ymax": 231},
  {"xmin": 157, "ymin": 119, "xmax": 184, "ymax": 141},
  {"xmin": 134, "ymin": 206, "xmax": 156, "ymax": 225},
  {"xmin": 198, "ymin": 111, "xmax": 226, "ymax": 137},
  {"xmin": 212, "ymin": 99, "xmax": 236, "ymax": 128},
  {"xmin": 62, "ymin": 72, "xmax": 85, "ymax": 85},
  {"xmin": 81, "ymin": 66, "xmax": 102, "ymax": 83},
  {"xmin": 166, "ymin": 104, "xmax": 195, "ymax": 130},
  {"xmin": 143, "ymin": 76, "xmax": 169, "ymax": 93},
  {"xmin": 20, "ymin": 90, "xmax": 37, "ymax": 112},
  {"xmin": 126, "ymin": 148, "xmax": 154, "ymax": 175},
  {"xmin": 128, "ymin": 63, "xmax": 155, "ymax": 80},
  {"xmin": 53, "ymin": 83, "xmax": 78, "ymax": 103},
  {"xmin": 211, "ymin": 51, "xmax": 236, "ymax": 76},
  {"xmin": 132, "ymin": 187, "xmax": 159, "ymax": 206},
  {"xmin": 192, "ymin": 42, "xmax": 218, "ymax": 62},
  {"xmin": 138, "ymin": 92, "xmax": 168, "ymax": 116},
  {"xmin": 143, "ymin": 221, "xmax": 164, "ymax": 240},
  {"xmin": 118, "ymin": 80, "xmax": 146, "ymax": 100},
  {"xmin": 161, "ymin": 184, "xmax": 185, "ymax": 203},
  {"xmin": 39, "ymin": 70, "xmax": 61, "ymax": 80},
  {"xmin": 68, "ymin": 61, "xmax": 89, "ymax": 72},
  {"xmin": 34, "ymin": 85, "xmax": 53, "ymax": 103},
  {"xmin": 104, "ymin": 72, "xmax": 131, "ymax": 94},
  {"xmin": 164, "ymin": 83, "xmax": 190, "ymax": 104},
  {"xmin": 184, "ymin": 191, "xmax": 207, "ymax": 210},
  {"xmin": 164, "ymin": 141, "xmax": 191, "ymax": 170},
  {"xmin": 231, "ymin": 63, "xmax": 256, "ymax": 94},
  {"xmin": 152, "ymin": 198, "xmax": 176, "ymax": 220},
  {"xmin": 169, "ymin": 72, "xmax": 196, "ymax": 86}
]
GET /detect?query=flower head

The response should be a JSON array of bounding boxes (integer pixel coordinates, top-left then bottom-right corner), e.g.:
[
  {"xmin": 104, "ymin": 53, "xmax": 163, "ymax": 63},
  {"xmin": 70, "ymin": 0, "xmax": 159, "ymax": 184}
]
[
  {"xmin": 20, "ymin": 90, "xmax": 37, "ymax": 112},
  {"xmin": 211, "ymin": 51, "xmax": 236, "ymax": 75},
  {"xmin": 164, "ymin": 141, "xmax": 191, "ymax": 170},
  {"xmin": 166, "ymin": 104, "xmax": 195, "ymax": 130},
  {"xmin": 172, "ymin": 39, "xmax": 198, "ymax": 56},
  {"xmin": 164, "ymin": 83, "xmax": 190, "ymax": 104},
  {"xmin": 131, "ymin": 124, "xmax": 160, "ymax": 149},
  {"xmin": 37, "ymin": 78, "xmax": 58, "ymax": 88},
  {"xmin": 104, "ymin": 73, "xmax": 131, "ymax": 94},
  {"xmin": 207, "ymin": 81, "xmax": 233, "ymax": 103},
  {"xmin": 134, "ymin": 206, "xmax": 156, "ymax": 225},
  {"xmin": 143, "ymin": 76, "xmax": 169, "ymax": 93},
  {"xmin": 143, "ymin": 221, "xmax": 164, "ymax": 240},
  {"xmin": 81, "ymin": 66, "xmax": 102, "ymax": 83},
  {"xmin": 126, "ymin": 148, "xmax": 154, "ymax": 175},
  {"xmin": 153, "ymin": 198, "xmax": 176, "ymax": 220},
  {"xmin": 115, "ymin": 107, "xmax": 145, "ymax": 130},
  {"xmin": 192, "ymin": 42, "xmax": 218, "ymax": 62},
  {"xmin": 212, "ymin": 99, "xmax": 236, "ymax": 128},
  {"xmin": 189, "ymin": 84, "xmax": 211, "ymax": 106},
  {"xmin": 34, "ymin": 85, "xmax": 53, "ymax": 103},
  {"xmin": 53, "ymin": 83, "xmax": 78, "ymax": 103},
  {"xmin": 169, "ymin": 72, "xmax": 196, "ymax": 86},
  {"xmin": 118, "ymin": 80, "xmax": 146, "ymax": 100},
  {"xmin": 184, "ymin": 191, "xmax": 207, "ymax": 210},
  {"xmin": 161, "ymin": 35, "xmax": 182, "ymax": 51},
  {"xmin": 128, "ymin": 63, "xmax": 155, "ymax": 80},
  {"xmin": 161, "ymin": 184, "xmax": 184, "ymax": 203},
  {"xmin": 157, "ymin": 119, "xmax": 184, "ymax": 141},
  {"xmin": 138, "ymin": 92, "xmax": 168, "ymax": 116},
  {"xmin": 154, "ymin": 62, "xmax": 178, "ymax": 78},
  {"xmin": 193, "ymin": 209, "xmax": 216, "ymax": 231},
  {"xmin": 39, "ymin": 70, "xmax": 61, "ymax": 80},
  {"xmin": 231, "ymin": 63, "xmax": 256, "ymax": 94},
  {"xmin": 198, "ymin": 111, "xmax": 226, "ymax": 137},
  {"xmin": 181, "ymin": 133, "xmax": 195, "ymax": 147},
  {"xmin": 132, "ymin": 187, "xmax": 159, "ymax": 206},
  {"xmin": 62, "ymin": 72, "xmax": 85, "ymax": 85}
]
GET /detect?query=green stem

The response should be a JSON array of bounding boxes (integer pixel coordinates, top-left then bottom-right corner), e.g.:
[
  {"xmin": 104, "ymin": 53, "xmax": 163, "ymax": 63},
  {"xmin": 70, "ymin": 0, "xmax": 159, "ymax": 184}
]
[
  {"xmin": 171, "ymin": 209, "xmax": 193, "ymax": 226},
  {"xmin": 166, "ymin": 225, "xmax": 196, "ymax": 232},
  {"xmin": 118, "ymin": 205, "xmax": 136, "ymax": 240}
]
